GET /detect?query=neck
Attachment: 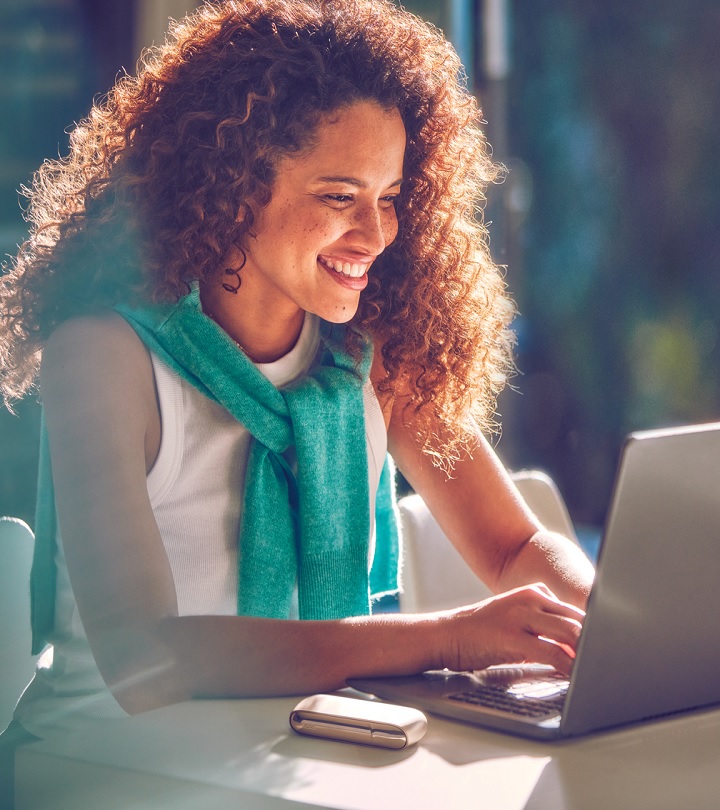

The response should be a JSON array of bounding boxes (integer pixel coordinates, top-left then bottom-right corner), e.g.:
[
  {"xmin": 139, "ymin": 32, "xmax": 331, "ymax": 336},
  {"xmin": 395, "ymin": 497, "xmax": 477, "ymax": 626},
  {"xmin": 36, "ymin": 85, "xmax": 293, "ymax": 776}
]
[{"xmin": 199, "ymin": 282, "xmax": 304, "ymax": 364}]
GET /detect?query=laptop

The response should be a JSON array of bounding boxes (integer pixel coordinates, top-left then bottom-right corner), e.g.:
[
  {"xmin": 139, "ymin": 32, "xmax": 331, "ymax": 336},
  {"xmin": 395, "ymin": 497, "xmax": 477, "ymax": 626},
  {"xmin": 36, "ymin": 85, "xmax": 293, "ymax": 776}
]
[{"xmin": 350, "ymin": 422, "xmax": 720, "ymax": 740}]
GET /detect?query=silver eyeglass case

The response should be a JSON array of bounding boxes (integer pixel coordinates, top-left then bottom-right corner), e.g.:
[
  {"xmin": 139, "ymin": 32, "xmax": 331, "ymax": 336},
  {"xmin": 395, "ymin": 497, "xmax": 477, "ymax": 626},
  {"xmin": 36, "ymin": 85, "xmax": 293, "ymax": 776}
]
[{"xmin": 290, "ymin": 693, "xmax": 428, "ymax": 749}]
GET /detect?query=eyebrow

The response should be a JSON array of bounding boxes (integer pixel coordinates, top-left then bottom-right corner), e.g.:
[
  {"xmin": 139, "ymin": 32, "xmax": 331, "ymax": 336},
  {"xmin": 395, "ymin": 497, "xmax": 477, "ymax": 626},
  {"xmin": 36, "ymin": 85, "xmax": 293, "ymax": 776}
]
[{"xmin": 315, "ymin": 175, "xmax": 404, "ymax": 188}]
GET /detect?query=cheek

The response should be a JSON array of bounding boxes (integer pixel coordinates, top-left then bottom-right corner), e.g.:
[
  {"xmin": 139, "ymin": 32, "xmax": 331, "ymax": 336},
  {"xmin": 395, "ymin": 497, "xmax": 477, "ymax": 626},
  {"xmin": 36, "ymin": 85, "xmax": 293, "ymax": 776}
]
[
  {"xmin": 281, "ymin": 208, "xmax": 337, "ymax": 249},
  {"xmin": 299, "ymin": 216, "xmax": 343, "ymax": 249},
  {"xmin": 383, "ymin": 211, "xmax": 399, "ymax": 246}
]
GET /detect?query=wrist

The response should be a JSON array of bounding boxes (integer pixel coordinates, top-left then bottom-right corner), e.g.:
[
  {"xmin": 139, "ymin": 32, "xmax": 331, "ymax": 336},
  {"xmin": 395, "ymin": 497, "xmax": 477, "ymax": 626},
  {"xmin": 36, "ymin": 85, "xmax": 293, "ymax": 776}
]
[
  {"xmin": 409, "ymin": 610, "xmax": 455, "ymax": 673},
  {"xmin": 361, "ymin": 612, "xmax": 447, "ymax": 676}
]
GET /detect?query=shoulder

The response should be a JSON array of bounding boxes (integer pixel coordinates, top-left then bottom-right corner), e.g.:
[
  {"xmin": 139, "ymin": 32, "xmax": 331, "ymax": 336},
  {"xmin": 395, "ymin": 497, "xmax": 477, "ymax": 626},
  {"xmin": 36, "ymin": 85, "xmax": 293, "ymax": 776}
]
[
  {"xmin": 43, "ymin": 310, "xmax": 147, "ymax": 364},
  {"xmin": 368, "ymin": 333, "xmax": 394, "ymax": 425},
  {"xmin": 41, "ymin": 312, "xmax": 158, "ymax": 437},
  {"xmin": 368, "ymin": 332, "xmax": 416, "ymax": 422},
  {"xmin": 42, "ymin": 311, "xmax": 152, "ymax": 386}
]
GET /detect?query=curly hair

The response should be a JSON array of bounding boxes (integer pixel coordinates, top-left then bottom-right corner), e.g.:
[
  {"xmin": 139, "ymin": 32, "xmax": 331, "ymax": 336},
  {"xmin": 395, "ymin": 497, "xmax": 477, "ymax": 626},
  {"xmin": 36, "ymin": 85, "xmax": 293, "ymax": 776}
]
[{"xmin": 0, "ymin": 0, "xmax": 514, "ymax": 460}]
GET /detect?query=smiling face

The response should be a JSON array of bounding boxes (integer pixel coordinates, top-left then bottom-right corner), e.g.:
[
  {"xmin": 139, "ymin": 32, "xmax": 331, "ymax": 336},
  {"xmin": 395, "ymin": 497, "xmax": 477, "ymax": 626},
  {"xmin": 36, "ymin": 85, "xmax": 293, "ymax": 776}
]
[{"xmin": 237, "ymin": 101, "xmax": 406, "ymax": 327}]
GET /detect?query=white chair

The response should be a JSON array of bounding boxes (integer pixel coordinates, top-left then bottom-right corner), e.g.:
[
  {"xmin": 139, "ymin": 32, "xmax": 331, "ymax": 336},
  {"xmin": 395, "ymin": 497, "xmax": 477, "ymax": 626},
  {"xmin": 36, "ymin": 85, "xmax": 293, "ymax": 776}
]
[
  {"xmin": 398, "ymin": 470, "xmax": 578, "ymax": 613},
  {"xmin": 0, "ymin": 517, "xmax": 38, "ymax": 731}
]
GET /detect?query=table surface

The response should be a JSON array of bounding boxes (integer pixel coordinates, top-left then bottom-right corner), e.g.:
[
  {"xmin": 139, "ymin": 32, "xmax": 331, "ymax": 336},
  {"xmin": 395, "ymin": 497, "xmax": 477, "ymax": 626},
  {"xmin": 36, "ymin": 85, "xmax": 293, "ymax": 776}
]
[{"xmin": 16, "ymin": 690, "xmax": 720, "ymax": 810}]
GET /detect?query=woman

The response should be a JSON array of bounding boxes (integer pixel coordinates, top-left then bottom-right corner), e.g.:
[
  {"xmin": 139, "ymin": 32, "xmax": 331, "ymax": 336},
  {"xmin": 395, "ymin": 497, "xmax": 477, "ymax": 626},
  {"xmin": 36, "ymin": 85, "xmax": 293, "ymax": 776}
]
[{"xmin": 0, "ymin": 0, "xmax": 593, "ymax": 738}]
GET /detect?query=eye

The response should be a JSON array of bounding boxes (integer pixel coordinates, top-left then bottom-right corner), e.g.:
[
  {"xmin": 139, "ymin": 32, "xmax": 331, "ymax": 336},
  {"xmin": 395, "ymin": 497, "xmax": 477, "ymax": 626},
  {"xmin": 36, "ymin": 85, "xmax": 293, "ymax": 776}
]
[
  {"xmin": 380, "ymin": 194, "xmax": 399, "ymax": 208},
  {"xmin": 322, "ymin": 194, "xmax": 354, "ymax": 206}
]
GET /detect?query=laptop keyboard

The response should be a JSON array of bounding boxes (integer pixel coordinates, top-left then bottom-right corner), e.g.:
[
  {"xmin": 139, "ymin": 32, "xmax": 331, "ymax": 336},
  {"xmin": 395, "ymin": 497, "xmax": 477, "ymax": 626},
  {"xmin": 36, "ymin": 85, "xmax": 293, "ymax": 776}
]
[{"xmin": 447, "ymin": 682, "xmax": 568, "ymax": 718}]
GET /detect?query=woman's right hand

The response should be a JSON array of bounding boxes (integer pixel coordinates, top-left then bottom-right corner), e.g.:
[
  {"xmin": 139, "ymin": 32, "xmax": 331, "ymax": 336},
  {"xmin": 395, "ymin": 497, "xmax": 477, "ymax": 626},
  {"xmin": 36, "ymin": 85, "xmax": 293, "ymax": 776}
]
[{"xmin": 434, "ymin": 583, "xmax": 585, "ymax": 676}]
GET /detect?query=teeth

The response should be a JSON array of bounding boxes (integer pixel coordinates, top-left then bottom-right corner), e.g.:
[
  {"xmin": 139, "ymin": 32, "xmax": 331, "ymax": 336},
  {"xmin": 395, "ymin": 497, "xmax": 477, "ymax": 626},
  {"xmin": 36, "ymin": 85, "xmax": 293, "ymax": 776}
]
[{"xmin": 320, "ymin": 257, "xmax": 368, "ymax": 278}]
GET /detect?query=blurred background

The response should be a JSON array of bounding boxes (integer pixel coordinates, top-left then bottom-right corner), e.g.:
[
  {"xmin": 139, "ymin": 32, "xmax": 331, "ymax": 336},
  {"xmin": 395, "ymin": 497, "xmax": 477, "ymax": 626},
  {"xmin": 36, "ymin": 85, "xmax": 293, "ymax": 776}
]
[{"xmin": 1, "ymin": 0, "xmax": 719, "ymax": 544}]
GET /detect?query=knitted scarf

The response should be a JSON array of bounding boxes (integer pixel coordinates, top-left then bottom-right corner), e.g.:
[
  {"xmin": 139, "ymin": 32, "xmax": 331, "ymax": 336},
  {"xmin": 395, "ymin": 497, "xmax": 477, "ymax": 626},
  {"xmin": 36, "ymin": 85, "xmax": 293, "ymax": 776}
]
[{"xmin": 30, "ymin": 289, "xmax": 399, "ymax": 653}]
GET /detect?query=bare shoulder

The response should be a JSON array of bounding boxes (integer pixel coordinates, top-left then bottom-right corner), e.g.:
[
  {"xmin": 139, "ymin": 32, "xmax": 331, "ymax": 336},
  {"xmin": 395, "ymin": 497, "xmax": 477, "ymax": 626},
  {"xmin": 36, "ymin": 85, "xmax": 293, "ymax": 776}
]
[
  {"xmin": 40, "ymin": 312, "xmax": 159, "ymax": 464},
  {"xmin": 42, "ymin": 311, "xmax": 149, "ymax": 376},
  {"xmin": 369, "ymin": 332, "xmax": 422, "ymax": 433},
  {"xmin": 41, "ymin": 312, "xmax": 154, "ymax": 403},
  {"xmin": 369, "ymin": 333, "xmax": 399, "ymax": 427}
]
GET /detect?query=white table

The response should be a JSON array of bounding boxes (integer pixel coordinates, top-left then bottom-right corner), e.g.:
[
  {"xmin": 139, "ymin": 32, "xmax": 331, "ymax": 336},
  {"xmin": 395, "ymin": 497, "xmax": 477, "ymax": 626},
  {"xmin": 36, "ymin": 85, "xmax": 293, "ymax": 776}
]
[{"xmin": 16, "ymin": 691, "xmax": 720, "ymax": 809}]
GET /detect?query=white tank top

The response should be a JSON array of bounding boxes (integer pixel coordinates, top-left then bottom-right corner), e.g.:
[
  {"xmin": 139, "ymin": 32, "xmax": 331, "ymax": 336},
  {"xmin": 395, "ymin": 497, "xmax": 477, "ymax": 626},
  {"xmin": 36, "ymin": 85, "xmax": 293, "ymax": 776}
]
[{"xmin": 16, "ymin": 314, "xmax": 388, "ymax": 738}]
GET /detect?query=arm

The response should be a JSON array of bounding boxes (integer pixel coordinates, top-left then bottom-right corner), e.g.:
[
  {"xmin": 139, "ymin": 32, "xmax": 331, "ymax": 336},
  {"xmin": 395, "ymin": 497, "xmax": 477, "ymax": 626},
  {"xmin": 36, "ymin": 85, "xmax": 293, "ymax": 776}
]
[
  {"xmin": 389, "ymin": 421, "xmax": 594, "ymax": 609},
  {"xmin": 377, "ymin": 353, "xmax": 594, "ymax": 671},
  {"xmin": 376, "ymin": 348, "xmax": 594, "ymax": 610},
  {"xmin": 41, "ymin": 318, "xmax": 585, "ymax": 716}
]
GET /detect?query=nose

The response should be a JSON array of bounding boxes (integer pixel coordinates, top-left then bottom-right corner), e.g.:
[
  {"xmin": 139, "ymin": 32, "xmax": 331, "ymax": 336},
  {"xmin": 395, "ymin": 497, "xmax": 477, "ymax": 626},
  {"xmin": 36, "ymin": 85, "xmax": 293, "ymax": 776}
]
[{"xmin": 351, "ymin": 202, "xmax": 398, "ymax": 255}]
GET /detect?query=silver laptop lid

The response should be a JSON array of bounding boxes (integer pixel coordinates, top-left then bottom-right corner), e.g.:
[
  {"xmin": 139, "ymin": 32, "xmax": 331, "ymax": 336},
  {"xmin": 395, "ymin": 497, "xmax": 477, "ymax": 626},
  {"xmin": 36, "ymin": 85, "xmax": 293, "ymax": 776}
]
[{"xmin": 561, "ymin": 422, "xmax": 720, "ymax": 735}]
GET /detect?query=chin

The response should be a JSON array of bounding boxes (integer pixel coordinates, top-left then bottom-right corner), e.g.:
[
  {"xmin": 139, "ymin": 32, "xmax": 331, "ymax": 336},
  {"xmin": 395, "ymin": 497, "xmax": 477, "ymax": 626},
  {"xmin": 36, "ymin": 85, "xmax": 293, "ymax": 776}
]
[{"xmin": 315, "ymin": 302, "xmax": 360, "ymax": 325}]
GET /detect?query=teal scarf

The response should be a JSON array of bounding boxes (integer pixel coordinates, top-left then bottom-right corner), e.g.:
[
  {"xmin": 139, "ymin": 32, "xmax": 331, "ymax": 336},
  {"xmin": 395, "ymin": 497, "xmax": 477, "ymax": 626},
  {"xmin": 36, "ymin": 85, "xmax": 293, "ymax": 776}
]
[{"xmin": 31, "ymin": 289, "xmax": 399, "ymax": 653}]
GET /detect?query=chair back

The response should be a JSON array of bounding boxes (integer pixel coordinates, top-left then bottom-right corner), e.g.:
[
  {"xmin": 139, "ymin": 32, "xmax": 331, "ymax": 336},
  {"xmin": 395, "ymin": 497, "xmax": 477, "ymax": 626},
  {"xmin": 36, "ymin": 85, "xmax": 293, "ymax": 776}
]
[
  {"xmin": 0, "ymin": 517, "xmax": 38, "ymax": 730},
  {"xmin": 398, "ymin": 470, "xmax": 578, "ymax": 613}
]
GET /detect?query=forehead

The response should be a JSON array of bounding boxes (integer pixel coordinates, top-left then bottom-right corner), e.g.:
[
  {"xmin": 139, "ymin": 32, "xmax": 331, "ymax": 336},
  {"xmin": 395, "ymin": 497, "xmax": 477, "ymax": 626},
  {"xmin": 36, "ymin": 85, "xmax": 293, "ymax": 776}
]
[{"xmin": 276, "ymin": 101, "xmax": 406, "ymax": 183}]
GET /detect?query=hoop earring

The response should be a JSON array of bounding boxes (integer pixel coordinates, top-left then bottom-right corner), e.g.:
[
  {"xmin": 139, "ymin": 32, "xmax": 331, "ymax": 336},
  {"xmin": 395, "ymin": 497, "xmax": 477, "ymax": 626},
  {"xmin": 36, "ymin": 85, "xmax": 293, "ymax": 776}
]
[{"xmin": 222, "ymin": 248, "xmax": 247, "ymax": 294}]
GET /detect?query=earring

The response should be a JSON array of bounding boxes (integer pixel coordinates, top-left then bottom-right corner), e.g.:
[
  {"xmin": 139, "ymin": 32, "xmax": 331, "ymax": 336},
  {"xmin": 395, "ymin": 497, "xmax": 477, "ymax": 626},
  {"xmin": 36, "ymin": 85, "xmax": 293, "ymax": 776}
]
[{"xmin": 222, "ymin": 249, "xmax": 247, "ymax": 294}]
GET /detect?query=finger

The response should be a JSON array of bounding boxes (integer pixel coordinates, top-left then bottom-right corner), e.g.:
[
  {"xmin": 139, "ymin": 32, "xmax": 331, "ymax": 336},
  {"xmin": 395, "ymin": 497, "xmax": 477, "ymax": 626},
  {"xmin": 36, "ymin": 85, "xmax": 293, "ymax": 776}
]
[
  {"xmin": 521, "ymin": 633, "xmax": 576, "ymax": 676},
  {"xmin": 529, "ymin": 582, "xmax": 556, "ymax": 600},
  {"xmin": 530, "ymin": 612, "xmax": 583, "ymax": 651},
  {"xmin": 529, "ymin": 586, "xmax": 586, "ymax": 623},
  {"xmin": 539, "ymin": 638, "xmax": 576, "ymax": 659}
]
